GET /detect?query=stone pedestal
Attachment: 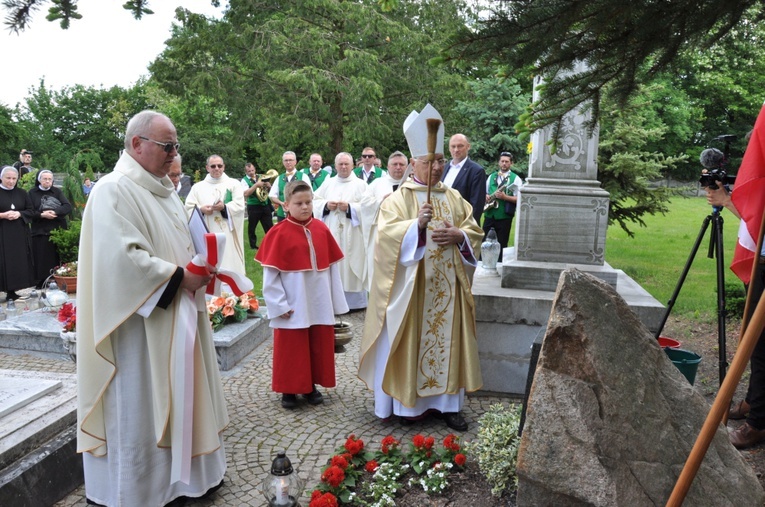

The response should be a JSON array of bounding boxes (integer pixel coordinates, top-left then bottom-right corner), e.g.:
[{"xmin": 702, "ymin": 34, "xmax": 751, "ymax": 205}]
[
  {"xmin": 0, "ymin": 370, "xmax": 80, "ymax": 507},
  {"xmin": 473, "ymin": 267, "xmax": 664, "ymax": 395}
]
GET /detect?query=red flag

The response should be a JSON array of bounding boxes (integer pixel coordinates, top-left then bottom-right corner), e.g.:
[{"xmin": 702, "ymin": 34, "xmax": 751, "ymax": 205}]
[{"xmin": 731, "ymin": 102, "xmax": 765, "ymax": 284}]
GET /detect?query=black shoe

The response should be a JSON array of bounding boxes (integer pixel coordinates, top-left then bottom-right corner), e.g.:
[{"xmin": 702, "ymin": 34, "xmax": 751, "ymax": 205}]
[
  {"xmin": 440, "ymin": 412, "xmax": 468, "ymax": 431},
  {"xmin": 303, "ymin": 387, "xmax": 324, "ymax": 405},
  {"xmin": 6, "ymin": 291, "xmax": 19, "ymax": 301},
  {"xmin": 281, "ymin": 394, "xmax": 298, "ymax": 409}
]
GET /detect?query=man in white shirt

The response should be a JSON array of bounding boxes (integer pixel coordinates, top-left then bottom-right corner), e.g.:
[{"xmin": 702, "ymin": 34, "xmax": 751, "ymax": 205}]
[
  {"xmin": 353, "ymin": 147, "xmax": 387, "ymax": 184},
  {"xmin": 442, "ymin": 133, "xmax": 486, "ymax": 224},
  {"xmin": 269, "ymin": 151, "xmax": 311, "ymax": 221}
]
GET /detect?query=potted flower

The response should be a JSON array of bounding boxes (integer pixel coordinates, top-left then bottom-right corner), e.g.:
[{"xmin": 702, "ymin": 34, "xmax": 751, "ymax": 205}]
[
  {"xmin": 57, "ymin": 302, "xmax": 77, "ymax": 362},
  {"xmin": 50, "ymin": 220, "xmax": 81, "ymax": 293}
]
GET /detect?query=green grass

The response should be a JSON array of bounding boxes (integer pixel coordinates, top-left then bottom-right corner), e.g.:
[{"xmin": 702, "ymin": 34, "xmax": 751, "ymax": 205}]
[
  {"xmin": 605, "ymin": 196, "xmax": 739, "ymax": 320},
  {"xmin": 244, "ymin": 221, "xmax": 265, "ymax": 297}
]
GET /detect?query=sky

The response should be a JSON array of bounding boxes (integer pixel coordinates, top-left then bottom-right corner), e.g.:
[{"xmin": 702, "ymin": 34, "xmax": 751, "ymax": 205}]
[{"xmin": 1, "ymin": 0, "xmax": 225, "ymax": 108}]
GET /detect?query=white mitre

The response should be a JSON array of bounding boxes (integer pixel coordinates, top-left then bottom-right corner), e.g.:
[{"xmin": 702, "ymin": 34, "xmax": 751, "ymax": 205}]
[{"xmin": 403, "ymin": 103, "xmax": 445, "ymax": 158}]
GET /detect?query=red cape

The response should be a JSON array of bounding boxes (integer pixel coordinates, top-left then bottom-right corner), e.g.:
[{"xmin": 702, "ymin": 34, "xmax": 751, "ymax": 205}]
[{"xmin": 255, "ymin": 217, "xmax": 344, "ymax": 272}]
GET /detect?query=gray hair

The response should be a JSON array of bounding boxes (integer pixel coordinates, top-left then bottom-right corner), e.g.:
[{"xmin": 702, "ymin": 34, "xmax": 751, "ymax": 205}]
[
  {"xmin": 335, "ymin": 152, "xmax": 353, "ymax": 165},
  {"xmin": 206, "ymin": 154, "xmax": 223, "ymax": 166},
  {"xmin": 1, "ymin": 166, "xmax": 18, "ymax": 178},
  {"xmin": 37, "ymin": 169, "xmax": 53, "ymax": 183},
  {"xmin": 174, "ymin": 153, "xmax": 182, "ymax": 165},
  {"xmin": 124, "ymin": 110, "xmax": 170, "ymax": 151},
  {"xmin": 388, "ymin": 151, "xmax": 407, "ymax": 163},
  {"xmin": 282, "ymin": 151, "xmax": 297, "ymax": 159}
]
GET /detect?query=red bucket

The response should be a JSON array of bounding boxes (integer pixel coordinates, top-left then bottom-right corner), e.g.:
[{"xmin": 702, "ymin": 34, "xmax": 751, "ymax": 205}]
[{"xmin": 658, "ymin": 336, "xmax": 682, "ymax": 349}]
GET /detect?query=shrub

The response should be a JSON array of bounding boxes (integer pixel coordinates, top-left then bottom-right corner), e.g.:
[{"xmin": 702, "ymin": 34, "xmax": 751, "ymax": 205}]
[
  {"xmin": 50, "ymin": 220, "xmax": 81, "ymax": 264},
  {"xmin": 465, "ymin": 403, "xmax": 522, "ymax": 497}
]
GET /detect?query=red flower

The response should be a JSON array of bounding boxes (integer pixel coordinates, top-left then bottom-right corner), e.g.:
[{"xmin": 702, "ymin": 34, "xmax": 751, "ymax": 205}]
[
  {"xmin": 321, "ymin": 465, "xmax": 345, "ymax": 488},
  {"xmin": 443, "ymin": 434, "xmax": 460, "ymax": 452},
  {"xmin": 330, "ymin": 455, "xmax": 349, "ymax": 470},
  {"xmin": 412, "ymin": 434, "xmax": 425, "ymax": 449},
  {"xmin": 381, "ymin": 435, "xmax": 398, "ymax": 454},
  {"xmin": 454, "ymin": 453, "xmax": 467, "ymax": 466},
  {"xmin": 365, "ymin": 459, "xmax": 379, "ymax": 473},
  {"xmin": 344, "ymin": 435, "xmax": 364, "ymax": 455},
  {"xmin": 57, "ymin": 302, "xmax": 77, "ymax": 332},
  {"xmin": 341, "ymin": 452, "xmax": 353, "ymax": 463},
  {"xmin": 424, "ymin": 436, "xmax": 435, "ymax": 450},
  {"xmin": 309, "ymin": 491, "xmax": 339, "ymax": 507}
]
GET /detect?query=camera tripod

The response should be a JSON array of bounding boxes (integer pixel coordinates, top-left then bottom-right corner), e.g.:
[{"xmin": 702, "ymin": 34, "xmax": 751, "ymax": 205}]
[{"xmin": 654, "ymin": 207, "xmax": 728, "ymax": 385}]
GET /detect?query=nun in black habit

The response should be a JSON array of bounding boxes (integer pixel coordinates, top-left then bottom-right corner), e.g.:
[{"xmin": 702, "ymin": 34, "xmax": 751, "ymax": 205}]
[
  {"xmin": 0, "ymin": 166, "xmax": 35, "ymax": 300},
  {"xmin": 29, "ymin": 169, "xmax": 72, "ymax": 288}
]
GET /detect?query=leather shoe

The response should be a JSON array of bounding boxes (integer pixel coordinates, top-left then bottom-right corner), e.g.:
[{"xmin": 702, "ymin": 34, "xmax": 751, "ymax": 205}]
[
  {"xmin": 440, "ymin": 412, "xmax": 468, "ymax": 431},
  {"xmin": 730, "ymin": 422, "xmax": 765, "ymax": 449},
  {"xmin": 303, "ymin": 387, "xmax": 323, "ymax": 405},
  {"xmin": 729, "ymin": 399, "xmax": 751, "ymax": 420},
  {"xmin": 281, "ymin": 394, "xmax": 298, "ymax": 409}
]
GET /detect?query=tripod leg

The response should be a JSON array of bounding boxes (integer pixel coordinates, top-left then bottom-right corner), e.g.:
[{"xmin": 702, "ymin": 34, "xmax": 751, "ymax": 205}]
[
  {"xmin": 655, "ymin": 215, "xmax": 713, "ymax": 339},
  {"xmin": 712, "ymin": 213, "xmax": 728, "ymax": 385}
]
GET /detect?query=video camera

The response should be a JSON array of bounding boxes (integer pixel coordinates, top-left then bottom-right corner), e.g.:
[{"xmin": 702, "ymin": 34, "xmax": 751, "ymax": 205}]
[{"xmin": 699, "ymin": 135, "xmax": 737, "ymax": 190}]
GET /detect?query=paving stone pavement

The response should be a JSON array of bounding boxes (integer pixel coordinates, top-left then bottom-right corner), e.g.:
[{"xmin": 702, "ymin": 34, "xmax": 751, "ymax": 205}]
[{"xmin": 0, "ymin": 308, "xmax": 516, "ymax": 506}]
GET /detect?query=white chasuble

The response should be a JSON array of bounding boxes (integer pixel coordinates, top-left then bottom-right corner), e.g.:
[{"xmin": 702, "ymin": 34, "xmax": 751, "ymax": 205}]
[
  {"xmin": 185, "ymin": 173, "xmax": 246, "ymax": 277},
  {"xmin": 313, "ymin": 176, "xmax": 368, "ymax": 294}
]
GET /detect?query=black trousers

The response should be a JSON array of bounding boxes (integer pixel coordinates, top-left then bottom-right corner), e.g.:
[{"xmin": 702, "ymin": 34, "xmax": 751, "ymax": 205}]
[
  {"xmin": 247, "ymin": 204, "xmax": 273, "ymax": 248},
  {"xmin": 745, "ymin": 266, "xmax": 765, "ymax": 429},
  {"xmin": 482, "ymin": 215, "xmax": 514, "ymax": 262}
]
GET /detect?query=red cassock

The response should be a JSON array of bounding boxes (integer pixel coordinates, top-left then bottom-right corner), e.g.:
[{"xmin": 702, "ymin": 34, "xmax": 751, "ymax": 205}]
[{"xmin": 255, "ymin": 217, "xmax": 345, "ymax": 394}]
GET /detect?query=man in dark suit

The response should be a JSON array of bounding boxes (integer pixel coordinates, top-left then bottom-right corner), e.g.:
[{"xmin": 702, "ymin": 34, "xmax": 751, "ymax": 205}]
[
  {"xmin": 442, "ymin": 134, "xmax": 486, "ymax": 224},
  {"xmin": 168, "ymin": 154, "xmax": 192, "ymax": 199}
]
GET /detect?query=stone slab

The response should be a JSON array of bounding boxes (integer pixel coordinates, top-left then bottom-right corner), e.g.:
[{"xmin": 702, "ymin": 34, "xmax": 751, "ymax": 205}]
[
  {"xmin": 0, "ymin": 377, "xmax": 61, "ymax": 419},
  {"xmin": 0, "ymin": 370, "xmax": 76, "ymax": 471},
  {"xmin": 472, "ymin": 265, "xmax": 665, "ymax": 394},
  {"xmin": 0, "ymin": 309, "xmax": 67, "ymax": 359},
  {"xmin": 0, "ymin": 425, "xmax": 82, "ymax": 507},
  {"xmin": 500, "ymin": 256, "xmax": 619, "ymax": 291},
  {"xmin": 0, "ymin": 307, "xmax": 272, "ymax": 371},
  {"xmin": 212, "ymin": 313, "xmax": 271, "ymax": 371}
]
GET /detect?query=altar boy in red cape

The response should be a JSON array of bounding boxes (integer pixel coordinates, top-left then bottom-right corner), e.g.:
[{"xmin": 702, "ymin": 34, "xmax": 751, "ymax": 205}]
[{"xmin": 255, "ymin": 180, "xmax": 349, "ymax": 409}]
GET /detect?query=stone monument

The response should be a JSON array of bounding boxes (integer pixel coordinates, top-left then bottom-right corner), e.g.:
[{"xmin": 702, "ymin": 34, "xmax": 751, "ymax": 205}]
[
  {"xmin": 472, "ymin": 63, "xmax": 664, "ymax": 395},
  {"xmin": 504, "ymin": 61, "xmax": 616, "ymax": 290}
]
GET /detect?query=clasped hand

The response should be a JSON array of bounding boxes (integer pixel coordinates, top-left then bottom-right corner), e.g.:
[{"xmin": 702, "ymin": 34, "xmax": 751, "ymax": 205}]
[
  {"xmin": 204, "ymin": 200, "xmax": 225, "ymax": 214},
  {"xmin": 327, "ymin": 201, "xmax": 349, "ymax": 212},
  {"xmin": 0, "ymin": 210, "xmax": 20, "ymax": 220}
]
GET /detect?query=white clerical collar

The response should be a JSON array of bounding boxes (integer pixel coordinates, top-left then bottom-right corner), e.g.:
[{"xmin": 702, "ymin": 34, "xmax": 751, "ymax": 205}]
[{"xmin": 175, "ymin": 181, "xmax": 182, "ymax": 192}]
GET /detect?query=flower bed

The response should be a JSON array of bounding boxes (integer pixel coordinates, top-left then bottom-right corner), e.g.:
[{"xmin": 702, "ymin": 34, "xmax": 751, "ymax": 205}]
[{"xmin": 309, "ymin": 433, "xmax": 468, "ymax": 507}]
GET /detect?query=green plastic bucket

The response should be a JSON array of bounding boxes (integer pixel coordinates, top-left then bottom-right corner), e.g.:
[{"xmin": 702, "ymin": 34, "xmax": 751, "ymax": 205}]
[{"xmin": 664, "ymin": 348, "xmax": 701, "ymax": 385}]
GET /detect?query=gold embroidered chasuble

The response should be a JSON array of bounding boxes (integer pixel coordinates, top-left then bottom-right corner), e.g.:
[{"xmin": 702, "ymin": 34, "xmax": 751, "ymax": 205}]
[{"xmin": 359, "ymin": 180, "xmax": 483, "ymax": 407}]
